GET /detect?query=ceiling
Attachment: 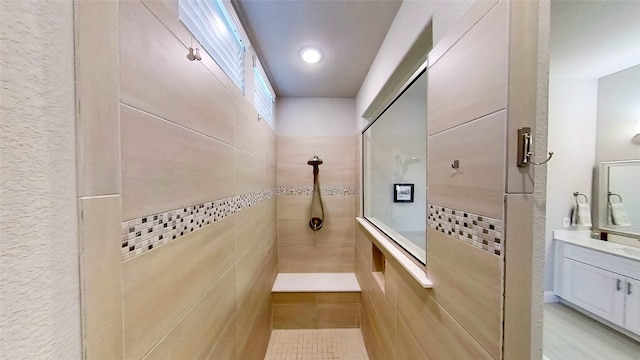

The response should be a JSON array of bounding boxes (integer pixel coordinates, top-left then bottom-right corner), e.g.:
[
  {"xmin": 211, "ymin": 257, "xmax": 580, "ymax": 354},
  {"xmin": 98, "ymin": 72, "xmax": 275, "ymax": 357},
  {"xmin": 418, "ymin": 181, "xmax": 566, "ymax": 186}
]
[
  {"xmin": 550, "ymin": 0, "xmax": 640, "ymax": 79},
  {"xmin": 232, "ymin": 0, "xmax": 402, "ymax": 98}
]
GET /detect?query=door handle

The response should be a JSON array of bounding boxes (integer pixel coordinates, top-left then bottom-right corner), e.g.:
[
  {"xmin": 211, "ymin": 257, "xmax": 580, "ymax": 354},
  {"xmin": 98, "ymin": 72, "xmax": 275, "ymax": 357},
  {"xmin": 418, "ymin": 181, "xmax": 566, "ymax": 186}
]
[
  {"xmin": 628, "ymin": 282, "xmax": 632, "ymax": 295},
  {"xmin": 617, "ymin": 279, "xmax": 622, "ymax": 291}
]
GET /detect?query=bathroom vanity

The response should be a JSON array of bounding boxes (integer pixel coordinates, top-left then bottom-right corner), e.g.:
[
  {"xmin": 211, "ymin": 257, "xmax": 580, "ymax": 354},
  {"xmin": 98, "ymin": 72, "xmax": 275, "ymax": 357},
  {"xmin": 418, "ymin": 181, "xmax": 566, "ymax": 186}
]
[{"xmin": 554, "ymin": 230, "xmax": 640, "ymax": 339}]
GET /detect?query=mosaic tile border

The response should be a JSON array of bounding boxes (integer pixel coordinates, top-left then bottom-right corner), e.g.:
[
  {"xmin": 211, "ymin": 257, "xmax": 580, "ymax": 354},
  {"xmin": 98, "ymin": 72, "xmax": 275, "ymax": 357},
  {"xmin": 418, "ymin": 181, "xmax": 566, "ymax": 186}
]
[
  {"xmin": 277, "ymin": 186, "xmax": 359, "ymax": 196},
  {"xmin": 120, "ymin": 188, "xmax": 276, "ymax": 261},
  {"xmin": 428, "ymin": 204, "xmax": 503, "ymax": 256}
]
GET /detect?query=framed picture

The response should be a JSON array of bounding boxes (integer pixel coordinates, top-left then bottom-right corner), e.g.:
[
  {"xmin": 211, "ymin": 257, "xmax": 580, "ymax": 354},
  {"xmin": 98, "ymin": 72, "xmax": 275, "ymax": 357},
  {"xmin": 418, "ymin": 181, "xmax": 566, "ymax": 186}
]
[{"xmin": 393, "ymin": 183, "xmax": 414, "ymax": 203}]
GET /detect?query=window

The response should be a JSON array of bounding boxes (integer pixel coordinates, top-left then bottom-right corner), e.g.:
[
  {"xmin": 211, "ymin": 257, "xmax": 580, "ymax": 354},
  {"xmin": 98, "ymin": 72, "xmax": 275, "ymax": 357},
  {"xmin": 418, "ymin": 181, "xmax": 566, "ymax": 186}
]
[
  {"xmin": 178, "ymin": 0, "xmax": 245, "ymax": 92},
  {"xmin": 253, "ymin": 60, "xmax": 275, "ymax": 126}
]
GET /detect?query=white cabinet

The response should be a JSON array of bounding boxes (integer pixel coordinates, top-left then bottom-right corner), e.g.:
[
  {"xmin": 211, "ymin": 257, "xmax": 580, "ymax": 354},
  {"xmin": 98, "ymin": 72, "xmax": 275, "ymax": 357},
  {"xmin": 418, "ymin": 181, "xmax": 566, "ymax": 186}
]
[
  {"xmin": 554, "ymin": 240, "xmax": 640, "ymax": 337},
  {"xmin": 626, "ymin": 277, "xmax": 640, "ymax": 335},
  {"xmin": 561, "ymin": 258, "xmax": 625, "ymax": 326}
]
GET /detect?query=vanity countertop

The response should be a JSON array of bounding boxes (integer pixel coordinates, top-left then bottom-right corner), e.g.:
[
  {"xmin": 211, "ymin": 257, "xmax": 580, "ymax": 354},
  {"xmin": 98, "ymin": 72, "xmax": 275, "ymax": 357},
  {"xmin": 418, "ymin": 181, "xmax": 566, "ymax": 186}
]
[{"xmin": 554, "ymin": 230, "xmax": 640, "ymax": 262}]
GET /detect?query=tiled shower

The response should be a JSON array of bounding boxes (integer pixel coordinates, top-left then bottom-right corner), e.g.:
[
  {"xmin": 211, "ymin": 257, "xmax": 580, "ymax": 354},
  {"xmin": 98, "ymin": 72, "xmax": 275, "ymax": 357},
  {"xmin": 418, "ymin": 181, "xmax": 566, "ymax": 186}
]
[{"xmin": 2, "ymin": 0, "xmax": 547, "ymax": 359}]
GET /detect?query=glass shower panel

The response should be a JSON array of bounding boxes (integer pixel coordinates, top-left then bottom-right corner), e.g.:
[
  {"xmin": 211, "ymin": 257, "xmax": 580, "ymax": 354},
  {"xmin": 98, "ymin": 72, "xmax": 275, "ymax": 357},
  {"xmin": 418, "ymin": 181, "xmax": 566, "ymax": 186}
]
[{"xmin": 363, "ymin": 70, "xmax": 427, "ymax": 263}]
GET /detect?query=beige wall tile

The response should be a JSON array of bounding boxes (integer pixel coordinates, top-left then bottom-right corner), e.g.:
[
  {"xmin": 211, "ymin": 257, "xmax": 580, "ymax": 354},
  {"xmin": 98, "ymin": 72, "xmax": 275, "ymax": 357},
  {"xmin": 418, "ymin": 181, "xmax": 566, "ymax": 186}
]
[
  {"xmin": 276, "ymin": 163, "xmax": 311, "ymax": 188},
  {"xmin": 505, "ymin": 0, "xmax": 540, "ymax": 194},
  {"xmin": 75, "ymin": 0, "xmax": 120, "ymax": 196},
  {"xmin": 236, "ymin": 243, "xmax": 266, "ymax": 307},
  {"xmin": 143, "ymin": 269, "xmax": 236, "ymax": 360},
  {"xmin": 317, "ymin": 303, "xmax": 360, "ymax": 328},
  {"xmin": 114, "ymin": 4, "xmax": 275, "ymax": 360},
  {"xmin": 428, "ymin": 110, "xmax": 506, "ymax": 220},
  {"xmin": 317, "ymin": 241, "xmax": 355, "ymax": 273},
  {"xmin": 356, "ymin": 249, "xmax": 395, "ymax": 343},
  {"xmin": 357, "ymin": 227, "xmax": 493, "ymax": 359},
  {"xmin": 316, "ymin": 292, "xmax": 361, "ymax": 304},
  {"xmin": 119, "ymin": 1, "xmax": 234, "ymax": 144},
  {"xmin": 354, "ymin": 226, "xmax": 372, "ymax": 268},
  {"xmin": 278, "ymin": 163, "xmax": 355, "ymax": 188},
  {"xmin": 428, "ymin": 0, "xmax": 508, "ymax": 135},
  {"xmin": 395, "ymin": 314, "xmax": 428, "ymax": 360},
  {"xmin": 235, "ymin": 201, "xmax": 266, "ymax": 260},
  {"xmin": 277, "ymin": 136, "xmax": 356, "ymax": 166},
  {"xmin": 265, "ymin": 219, "xmax": 278, "ymax": 253},
  {"xmin": 140, "ymin": 0, "xmax": 233, "ymax": 91},
  {"xmin": 120, "ymin": 105, "xmax": 235, "ymax": 221},
  {"xmin": 503, "ymin": 193, "xmax": 535, "ymax": 360},
  {"xmin": 395, "ymin": 263, "xmax": 492, "ymax": 360},
  {"xmin": 265, "ymin": 243, "xmax": 278, "ymax": 290},
  {"xmin": 236, "ymin": 300, "xmax": 270, "ymax": 360},
  {"xmin": 78, "ymin": 196, "xmax": 123, "ymax": 359},
  {"xmin": 277, "ymin": 241, "xmax": 316, "ymax": 273},
  {"xmin": 272, "ymin": 293, "xmax": 316, "ymax": 305},
  {"xmin": 277, "ymin": 135, "xmax": 356, "ymax": 189},
  {"xmin": 278, "ymin": 219, "xmax": 315, "ymax": 243},
  {"xmin": 384, "ymin": 258, "xmax": 399, "ymax": 308},
  {"xmin": 236, "ymin": 270, "xmax": 268, "ymax": 352},
  {"xmin": 272, "ymin": 292, "xmax": 361, "ymax": 329},
  {"xmin": 272, "ymin": 303, "xmax": 316, "ymax": 329},
  {"xmin": 235, "ymin": 93, "xmax": 276, "ymax": 161},
  {"xmin": 316, "ymin": 218, "xmax": 355, "ymax": 243},
  {"xmin": 264, "ymin": 125, "xmax": 277, "ymax": 165},
  {"xmin": 277, "ymin": 195, "xmax": 311, "ymax": 220},
  {"xmin": 426, "ymin": 229, "xmax": 503, "ymax": 359},
  {"xmin": 276, "ymin": 212, "xmax": 348, "ymax": 271},
  {"xmin": 317, "ymin": 162, "xmax": 356, "ymax": 188},
  {"xmin": 360, "ymin": 307, "xmax": 380, "ymax": 359},
  {"xmin": 236, "ymin": 150, "xmax": 276, "ymax": 194},
  {"xmin": 323, "ymin": 195, "xmax": 356, "ymax": 219},
  {"xmin": 122, "ymin": 217, "xmax": 235, "ymax": 360},
  {"xmin": 360, "ymin": 292, "xmax": 395, "ymax": 360},
  {"xmin": 207, "ymin": 319, "xmax": 236, "ymax": 360}
]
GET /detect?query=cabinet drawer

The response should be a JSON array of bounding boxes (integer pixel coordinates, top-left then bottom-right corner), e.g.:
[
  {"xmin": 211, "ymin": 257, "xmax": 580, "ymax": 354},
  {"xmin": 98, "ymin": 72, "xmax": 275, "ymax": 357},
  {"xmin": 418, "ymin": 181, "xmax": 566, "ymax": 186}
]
[{"xmin": 564, "ymin": 243, "xmax": 640, "ymax": 280}]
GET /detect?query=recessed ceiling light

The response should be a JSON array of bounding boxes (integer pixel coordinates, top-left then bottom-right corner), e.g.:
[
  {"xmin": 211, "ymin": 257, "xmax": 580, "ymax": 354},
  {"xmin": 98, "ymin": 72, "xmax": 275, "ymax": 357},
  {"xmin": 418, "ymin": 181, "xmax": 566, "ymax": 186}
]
[{"xmin": 301, "ymin": 48, "xmax": 322, "ymax": 64}]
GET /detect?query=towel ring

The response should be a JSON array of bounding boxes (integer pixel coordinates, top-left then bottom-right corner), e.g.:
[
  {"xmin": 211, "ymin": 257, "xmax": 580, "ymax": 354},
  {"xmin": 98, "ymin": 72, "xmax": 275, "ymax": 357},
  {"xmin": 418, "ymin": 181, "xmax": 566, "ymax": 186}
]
[
  {"xmin": 608, "ymin": 192, "xmax": 622, "ymax": 204},
  {"xmin": 573, "ymin": 192, "xmax": 588, "ymax": 204}
]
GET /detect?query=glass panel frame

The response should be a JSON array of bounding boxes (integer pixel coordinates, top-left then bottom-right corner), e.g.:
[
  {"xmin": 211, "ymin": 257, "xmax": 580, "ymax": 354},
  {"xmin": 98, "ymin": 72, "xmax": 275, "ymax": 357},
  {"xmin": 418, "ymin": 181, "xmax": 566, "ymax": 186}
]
[{"xmin": 362, "ymin": 66, "xmax": 428, "ymax": 264}]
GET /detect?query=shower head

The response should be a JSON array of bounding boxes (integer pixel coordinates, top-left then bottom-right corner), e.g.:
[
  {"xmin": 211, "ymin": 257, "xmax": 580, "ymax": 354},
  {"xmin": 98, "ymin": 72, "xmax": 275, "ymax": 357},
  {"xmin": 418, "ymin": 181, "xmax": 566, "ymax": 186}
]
[{"xmin": 307, "ymin": 155, "xmax": 323, "ymax": 166}]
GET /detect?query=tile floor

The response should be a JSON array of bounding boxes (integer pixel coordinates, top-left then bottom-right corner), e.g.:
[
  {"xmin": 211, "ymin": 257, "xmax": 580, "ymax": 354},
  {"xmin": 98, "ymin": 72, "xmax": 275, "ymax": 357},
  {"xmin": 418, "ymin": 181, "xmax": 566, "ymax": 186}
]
[
  {"xmin": 264, "ymin": 329, "xmax": 369, "ymax": 360},
  {"xmin": 543, "ymin": 302, "xmax": 640, "ymax": 360}
]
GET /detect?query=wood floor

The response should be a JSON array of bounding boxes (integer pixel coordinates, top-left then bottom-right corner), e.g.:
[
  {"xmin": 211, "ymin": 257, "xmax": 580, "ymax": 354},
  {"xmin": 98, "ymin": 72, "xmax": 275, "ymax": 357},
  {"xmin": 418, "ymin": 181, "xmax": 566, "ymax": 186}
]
[{"xmin": 544, "ymin": 302, "xmax": 640, "ymax": 360}]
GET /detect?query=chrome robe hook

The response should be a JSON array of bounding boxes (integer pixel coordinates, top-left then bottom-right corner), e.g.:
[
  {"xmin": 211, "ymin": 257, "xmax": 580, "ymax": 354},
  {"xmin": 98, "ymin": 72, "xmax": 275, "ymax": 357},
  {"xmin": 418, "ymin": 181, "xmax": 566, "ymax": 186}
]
[{"xmin": 517, "ymin": 127, "xmax": 553, "ymax": 167}]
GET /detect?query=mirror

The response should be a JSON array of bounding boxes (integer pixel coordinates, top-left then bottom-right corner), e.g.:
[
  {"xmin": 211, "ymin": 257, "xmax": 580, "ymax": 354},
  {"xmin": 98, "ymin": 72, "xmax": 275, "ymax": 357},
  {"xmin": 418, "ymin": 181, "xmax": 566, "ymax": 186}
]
[
  {"xmin": 599, "ymin": 160, "xmax": 640, "ymax": 238},
  {"xmin": 593, "ymin": 61, "xmax": 640, "ymax": 239}
]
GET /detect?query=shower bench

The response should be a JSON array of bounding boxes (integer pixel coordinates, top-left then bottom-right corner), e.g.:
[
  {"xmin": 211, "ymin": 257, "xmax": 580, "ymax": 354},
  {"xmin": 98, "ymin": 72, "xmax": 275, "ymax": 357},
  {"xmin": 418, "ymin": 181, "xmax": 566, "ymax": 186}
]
[{"xmin": 271, "ymin": 273, "xmax": 361, "ymax": 329}]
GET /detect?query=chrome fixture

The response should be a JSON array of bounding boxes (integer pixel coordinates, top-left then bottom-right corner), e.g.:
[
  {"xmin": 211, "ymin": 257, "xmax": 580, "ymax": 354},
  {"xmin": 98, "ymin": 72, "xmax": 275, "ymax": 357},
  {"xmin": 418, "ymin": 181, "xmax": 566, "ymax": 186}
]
[
  {"xmin": 307, "ymin": 155, "xmax": 324, "ymax": 231},
  {"xmin": 187, "ymin": 47, "xmax": 202, "ymax": 61},
  {"xmin": 517, "ymin": 127, "xmax": 553, "ymax": 167},
  {"xmin": 573, "ymin": 192, "xmax": 588, "ymax": 204}
]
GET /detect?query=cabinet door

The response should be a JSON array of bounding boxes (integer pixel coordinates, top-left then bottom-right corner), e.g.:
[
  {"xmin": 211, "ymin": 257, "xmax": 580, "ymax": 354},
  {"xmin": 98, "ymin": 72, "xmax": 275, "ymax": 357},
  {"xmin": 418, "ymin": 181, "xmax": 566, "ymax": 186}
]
[
  {"xmin": 624, "ymin": 278, "xmax": 640, "ymax": 336},
  {"xmin": 562, "ymin": 258, "xmax": 625, "ymax": 326}
]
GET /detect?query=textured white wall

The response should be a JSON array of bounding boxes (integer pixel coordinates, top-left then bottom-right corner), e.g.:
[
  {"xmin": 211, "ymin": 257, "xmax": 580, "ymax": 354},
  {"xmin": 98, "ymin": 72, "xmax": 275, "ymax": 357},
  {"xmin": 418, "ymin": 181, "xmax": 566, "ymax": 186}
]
[
  {"xmin": 532, "ymin": 2, "xmax": 550, "ymax": 357},
  {"xmin": 596, "ymin": 64, "xmax": 640, "ymax": 163},
  {"xmin": 0, "ymin": 1, "xmax": 81, "ymax": 359},
  {"xmin": 545, "ymin": 78, "xmax": 598, "ymax": 291},
  {"xmin": 276, "ymin": 97, "xmax": 356, "ymax": 136}
]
